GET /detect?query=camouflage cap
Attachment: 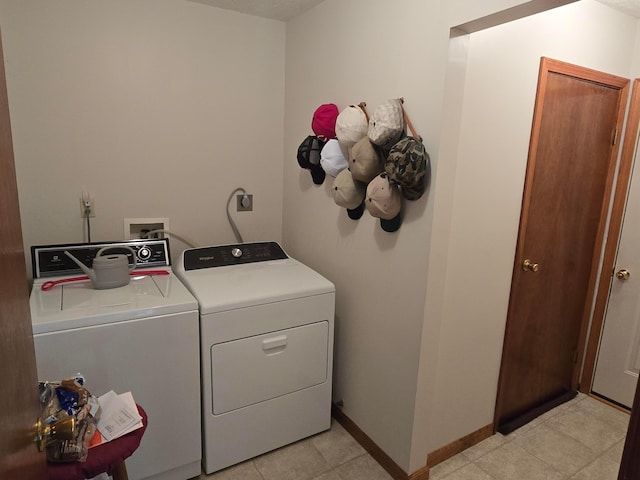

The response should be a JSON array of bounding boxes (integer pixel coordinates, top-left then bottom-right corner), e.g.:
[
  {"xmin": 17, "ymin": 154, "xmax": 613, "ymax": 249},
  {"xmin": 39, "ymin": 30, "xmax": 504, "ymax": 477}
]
[{"xmin": 385, "ymin": 136, "xmax": 429, "ymax": 201}]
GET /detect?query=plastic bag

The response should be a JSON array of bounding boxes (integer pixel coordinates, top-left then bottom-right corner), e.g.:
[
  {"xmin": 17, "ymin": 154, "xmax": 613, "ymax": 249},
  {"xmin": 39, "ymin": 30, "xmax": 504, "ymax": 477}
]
[{"xmin": 39, "ymin": 374, "xmax": 101, "ymax": 463}]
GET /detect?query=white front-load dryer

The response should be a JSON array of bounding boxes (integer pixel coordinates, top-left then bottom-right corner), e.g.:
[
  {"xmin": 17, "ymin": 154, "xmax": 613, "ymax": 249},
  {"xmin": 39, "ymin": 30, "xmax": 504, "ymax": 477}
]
[{"xmin": 175, "ymin": 242, "xmax": 335, "ymax": 474}]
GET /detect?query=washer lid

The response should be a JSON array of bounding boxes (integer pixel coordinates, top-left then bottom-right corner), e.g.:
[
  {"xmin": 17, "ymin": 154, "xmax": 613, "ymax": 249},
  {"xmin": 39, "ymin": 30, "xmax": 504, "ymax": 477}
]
[
  {"xmin": 30, "ymin": 273, "xmax": 198, "ymax": 334},
  {"xmin": 175, "ymin": 256, "xmax": 335, "ymax": 314}
]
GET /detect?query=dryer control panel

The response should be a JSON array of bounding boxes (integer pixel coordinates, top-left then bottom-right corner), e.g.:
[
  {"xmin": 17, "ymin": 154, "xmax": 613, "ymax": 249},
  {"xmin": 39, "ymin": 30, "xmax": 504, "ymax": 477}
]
[
  {"xmin": 31, "ymin": 238, "xmax": 171, "ymax": 278},
  {"xmin": 183, "ymin": 242, "xmax": 288, "ymax": 271}
]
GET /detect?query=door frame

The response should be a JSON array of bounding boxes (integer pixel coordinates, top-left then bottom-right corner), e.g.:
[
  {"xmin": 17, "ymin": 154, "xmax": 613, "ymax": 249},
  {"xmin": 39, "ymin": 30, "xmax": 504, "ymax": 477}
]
[
  {"xmin": 619, "ymin": 372, "xmax": 640, "ymax": 479},
  {"xmin": 494, "ymin": 57, "xmax": 630, "ymax": 432},
  {"xmin": 581, "ymin": 78, "xmax": 640, "ymax": 395}
]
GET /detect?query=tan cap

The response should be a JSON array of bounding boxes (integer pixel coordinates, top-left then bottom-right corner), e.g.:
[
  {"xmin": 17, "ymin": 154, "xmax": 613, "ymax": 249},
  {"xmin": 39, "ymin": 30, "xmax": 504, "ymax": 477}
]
[
  {"xmin": 365, "ymin": 174, "xmax": 402, "ymax": 232},
  {"xmin": 350, "ymin": 137, "xmax": 383, "ymax": 183},
  {"xmin": 334, "ymin": 169, "xmax": 365, "ymax": 209},
  {"xmin": 336, "ymin": 105, "xmax": 368, "ymax": 149},
  {"xmin": 333, "ymin": 170, "xmax": 366, "ymax": 219}
]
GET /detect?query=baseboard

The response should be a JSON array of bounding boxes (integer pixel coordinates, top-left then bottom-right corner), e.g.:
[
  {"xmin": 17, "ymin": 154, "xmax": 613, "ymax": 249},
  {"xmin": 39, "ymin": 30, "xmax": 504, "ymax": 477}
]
[
  {"xmin": 408, "ymin": 465, "xmax": 430, "ymax": 480},
  {"xmin": 331, "ymin": 404, "xmax": 429, "ymax": 480},
  {"xmin": 426, "ymin": 423, "xmax": 494, "ymax": 468},
  {"xmin": 589, "ymin": 393, "xmax": 632, "ymax": 414}
]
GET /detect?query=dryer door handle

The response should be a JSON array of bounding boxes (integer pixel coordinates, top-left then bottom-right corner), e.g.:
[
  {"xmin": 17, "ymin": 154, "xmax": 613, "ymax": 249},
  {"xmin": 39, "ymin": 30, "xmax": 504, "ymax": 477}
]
[{"xmin": 262, "ymin": 335, "xmax": 287, "ymax": 353}]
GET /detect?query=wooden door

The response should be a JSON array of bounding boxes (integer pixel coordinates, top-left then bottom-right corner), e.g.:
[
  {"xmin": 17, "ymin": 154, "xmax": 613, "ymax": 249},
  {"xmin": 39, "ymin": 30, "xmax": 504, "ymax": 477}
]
[
  {"xmin": 494, "ymin": 58, "xmax": 629, "ymax": 433},
  {"xmin": 0, "ymin": 30, "xmax": 48, "ymax": 479}
]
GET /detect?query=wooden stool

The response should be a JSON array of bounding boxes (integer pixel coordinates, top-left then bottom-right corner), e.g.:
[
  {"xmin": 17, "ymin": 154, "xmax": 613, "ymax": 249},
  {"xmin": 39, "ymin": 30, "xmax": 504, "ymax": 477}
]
[{"xmin": 48, "ymin": 405, "xmax": 147, "ymax": 480}]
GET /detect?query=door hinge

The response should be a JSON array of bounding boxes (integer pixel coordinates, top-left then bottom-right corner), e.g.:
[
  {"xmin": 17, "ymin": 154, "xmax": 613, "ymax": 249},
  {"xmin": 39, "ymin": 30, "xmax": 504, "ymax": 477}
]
[{"xmin": 612, "ymin": 127, "xmax": 618, "ymax": 146}]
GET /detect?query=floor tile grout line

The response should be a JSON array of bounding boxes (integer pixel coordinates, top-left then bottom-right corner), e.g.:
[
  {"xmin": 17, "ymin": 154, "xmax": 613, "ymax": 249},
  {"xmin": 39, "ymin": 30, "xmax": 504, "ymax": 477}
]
[
  {"xmin": 517, "ymin": 437, "xmax": 587, "ymax": 479},
  {"xmin": 207, "ymin": 394, "xmax": 626, "ymax": 480},
  {"xmin": 252, "ymin": 459, "xmax": 267, "ymax": 480},
  {"xmin": 433, "ymin": 455, "xmax": 471, "ymax": 480}
]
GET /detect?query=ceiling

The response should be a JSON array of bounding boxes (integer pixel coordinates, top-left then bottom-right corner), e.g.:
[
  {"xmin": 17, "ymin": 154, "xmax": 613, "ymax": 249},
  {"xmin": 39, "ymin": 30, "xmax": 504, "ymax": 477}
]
[
  {"xmin": 596, "ymin": 0, "xmax": 640, "ymax": 17},
  {"xmin": 186, "ymin": 0, "xmax": 326, "ymax": 21},
  {"xmin": 187, "ymin": 0, "xmax": 640, "ymax": 22}
]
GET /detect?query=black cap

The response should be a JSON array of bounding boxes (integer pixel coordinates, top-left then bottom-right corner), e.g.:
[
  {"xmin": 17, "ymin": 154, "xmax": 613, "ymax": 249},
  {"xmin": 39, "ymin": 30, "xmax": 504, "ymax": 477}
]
[
  {"xmin": 347, "ymin": 201, "xmax": 365, "ymax": 220},
  {"xmin": 297, "ymin": 135, "xmax": 326, "ymax": 185},
  {"xmin": 380, "ymin": 213, "xmax": 401, "ymax": 232}
]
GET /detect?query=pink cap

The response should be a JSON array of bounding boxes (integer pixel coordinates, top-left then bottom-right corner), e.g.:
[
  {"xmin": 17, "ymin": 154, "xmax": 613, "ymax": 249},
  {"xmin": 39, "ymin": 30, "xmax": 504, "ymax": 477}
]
[{"xmin": 312, "ymin": 104, "xmax": 339, "ymax": 140}]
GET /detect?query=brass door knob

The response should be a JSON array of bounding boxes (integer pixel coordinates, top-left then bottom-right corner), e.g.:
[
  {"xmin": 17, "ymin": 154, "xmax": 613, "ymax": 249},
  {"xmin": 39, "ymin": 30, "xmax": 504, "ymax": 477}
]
[
  {"xmin": 522, "ymin": 259, "xmax": 540, "ymax": 272},
  {"xmin": 35, "ymin": 416, "xmax": 76, "ymax": 451},
  {"xmin": 616, "ymin": 269, "xmax": 631, "ymax": 280}
]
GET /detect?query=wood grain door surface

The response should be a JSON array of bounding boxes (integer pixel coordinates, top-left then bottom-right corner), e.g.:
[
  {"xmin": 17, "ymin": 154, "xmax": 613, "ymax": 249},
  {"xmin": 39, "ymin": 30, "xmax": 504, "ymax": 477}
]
[
  {"xmin": 495, "ymin": 58, "xmax": 629, "ymax": 432},
  {"xmin": 0, "ymin": 29, "xmax": 48, "ymax": 480}
]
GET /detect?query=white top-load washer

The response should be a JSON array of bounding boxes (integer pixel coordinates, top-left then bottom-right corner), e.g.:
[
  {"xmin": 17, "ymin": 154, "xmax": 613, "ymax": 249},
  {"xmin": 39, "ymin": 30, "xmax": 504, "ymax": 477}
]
[
  {"xmin": 174, "ymin": 241, "xmax": 335, "ymax": 474},
  {"xmin": 30, "ymin": 239, "xmax": 201, "ymax": 480}
]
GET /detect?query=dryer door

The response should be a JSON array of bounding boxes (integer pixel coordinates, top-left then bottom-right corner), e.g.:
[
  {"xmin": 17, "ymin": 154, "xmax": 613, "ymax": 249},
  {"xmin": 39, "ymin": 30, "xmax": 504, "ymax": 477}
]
[{"xmin": 211, "ymin": 321, "xmax": 328, "ymax": 414}]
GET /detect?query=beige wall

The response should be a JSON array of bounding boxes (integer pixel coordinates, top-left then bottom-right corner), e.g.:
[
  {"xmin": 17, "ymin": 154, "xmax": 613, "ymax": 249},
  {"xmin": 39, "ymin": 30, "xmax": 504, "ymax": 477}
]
[
  {"xmin": 0, "ymin": 0, "xmax": 285, "ymax": 271},
  {"xmin": 284, "ymin": 0, "xmax": 449, "ymax": 470},
  {"xmin": 4, "ymin": 0, "xmax": 640, "ymax": 476},
  {"xmin": 427, "ymin": 0, "xmax": 640, "ymax": 462},
  {"xmin": 284, "ymin": 0, "xmax": 639, "ymax": 474},
  {"xmin": 634, "ymin": 22, "xmax": 640, "ymax": 76}
]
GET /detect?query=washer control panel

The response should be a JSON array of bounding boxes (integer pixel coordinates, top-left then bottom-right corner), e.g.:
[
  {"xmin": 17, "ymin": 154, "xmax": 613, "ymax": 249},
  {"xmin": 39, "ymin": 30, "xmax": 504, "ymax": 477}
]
[
  {"xmin": 32, "ymin": 238, "xmax": 171, "ymax": 278},
  {"xmin": 183, "ymin": 242, "xmax": 288, "ymax": 271}
]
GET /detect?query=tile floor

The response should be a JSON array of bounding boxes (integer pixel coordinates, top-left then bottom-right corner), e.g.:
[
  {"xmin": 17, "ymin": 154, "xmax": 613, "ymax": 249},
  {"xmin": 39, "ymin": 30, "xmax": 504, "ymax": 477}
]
[
  {"xmin": 430, "ymin": 394, "xmax": 629, "ymax": 480},
  {"xmin": 199, "ymin": 419, "xmax": 393, "ymax": 480},
  {"xmin": 200, "ymin": 393, "xmax": 629, "ymax": 480}
]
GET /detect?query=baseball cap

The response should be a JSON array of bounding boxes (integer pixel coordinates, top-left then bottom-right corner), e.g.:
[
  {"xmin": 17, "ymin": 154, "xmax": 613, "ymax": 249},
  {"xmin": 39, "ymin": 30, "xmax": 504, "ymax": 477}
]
[
  {"xmin": 312, "ymin": 103, "xmax": 339, "ymax": 140},
  {"xmin": 333, "ymin": 169, "xmax": 366, "ymax": 220},
  {"xmin": 350, "ymin": 137, "xmax": 384, "ymax": 183},
  {"xmin": 368, "ymin": 99, "xmax": 405, "ymax": 150},
  {"xmin": 297, "ymin": 135, "xmax": 327, "ymax": 185},
  {"xmin": 336, "ymin": 104, "xmax": 369, "ymax": 150},
  {"xmin": 385, "ymin": 136, "xmax": 429, "ymax": 200},
  {"xmin": 320, "ymin": 139, "xmax": 348, "ymax": 177},
  {"xmin": 365, "ymin": 173, "xmax": 402, "ymax": 232}
]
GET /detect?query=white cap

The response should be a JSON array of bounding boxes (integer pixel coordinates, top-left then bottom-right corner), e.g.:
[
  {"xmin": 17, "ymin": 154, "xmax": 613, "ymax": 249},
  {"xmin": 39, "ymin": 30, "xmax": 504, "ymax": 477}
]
[{"xmin": 320, "ymin": 139, "xmax": 348, "ymax": 177}]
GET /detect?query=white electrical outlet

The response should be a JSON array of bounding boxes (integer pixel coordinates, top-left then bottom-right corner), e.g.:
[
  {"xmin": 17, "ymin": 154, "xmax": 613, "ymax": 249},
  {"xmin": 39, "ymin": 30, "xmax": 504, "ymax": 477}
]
[
  {"xmin": 79, "ymin": 194, "xmax": 95, "ymax": 218},
  {"xmin": 124, "ymin": 218, "xmax": 169, "ymax": 240}
]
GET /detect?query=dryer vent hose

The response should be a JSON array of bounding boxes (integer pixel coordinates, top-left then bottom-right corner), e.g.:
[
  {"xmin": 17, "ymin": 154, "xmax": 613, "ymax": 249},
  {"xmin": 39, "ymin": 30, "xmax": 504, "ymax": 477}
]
[{"xmin": 226, "ymin": 187, "xmax": 245, "ymax": 244}]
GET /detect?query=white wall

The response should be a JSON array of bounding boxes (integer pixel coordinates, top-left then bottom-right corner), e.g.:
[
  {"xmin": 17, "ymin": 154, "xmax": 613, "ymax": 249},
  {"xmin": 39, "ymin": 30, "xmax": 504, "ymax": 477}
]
[
  {"xmin": 633, "ymin": 20, "xmax": 640, "ymax": 77},
  {"xmin": 284, "ymin": 0, "xmax": 640, "ymax": 474},
  {"xmin": 4, "ymin": 0, "xmax": 640, "ymax": 476},
  {"xmin": 427, "ymin": 0, "xmax": 640, "ymax": 459},
  {"xmin": 284, "ymin": 0, "xmax": 451, "ymax": 470},
  {"xmin": 0, "ymin": 0, "xmax": 285, "ymax": 271}
]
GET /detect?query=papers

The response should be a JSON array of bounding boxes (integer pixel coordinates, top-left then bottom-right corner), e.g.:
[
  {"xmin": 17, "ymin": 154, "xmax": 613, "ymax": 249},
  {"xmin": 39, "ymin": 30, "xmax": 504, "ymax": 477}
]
[{"xmin": 92, "ymin": 390, "xmax": 143, "ymax": 446}]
